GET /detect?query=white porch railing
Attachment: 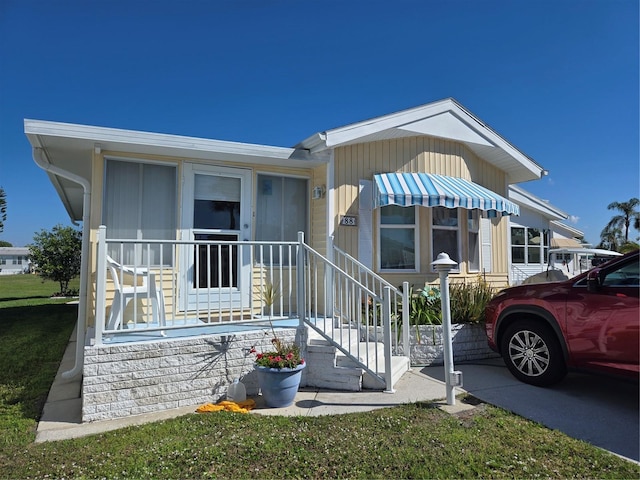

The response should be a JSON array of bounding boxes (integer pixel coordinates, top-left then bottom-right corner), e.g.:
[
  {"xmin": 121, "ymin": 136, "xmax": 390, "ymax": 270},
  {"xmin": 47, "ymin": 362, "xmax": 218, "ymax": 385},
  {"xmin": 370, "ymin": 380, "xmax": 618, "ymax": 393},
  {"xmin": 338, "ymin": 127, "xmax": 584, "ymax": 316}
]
[
  {"xmin": 332, "ymin": 245, "xmax": 410, "ymax": 356},
  {"xmin": 93, "ymin": 226, "xmax": 409, "ymax": 390},
  {"xmin": 510, "ymin": 264, "xmax": 530, "ymax": 285}
]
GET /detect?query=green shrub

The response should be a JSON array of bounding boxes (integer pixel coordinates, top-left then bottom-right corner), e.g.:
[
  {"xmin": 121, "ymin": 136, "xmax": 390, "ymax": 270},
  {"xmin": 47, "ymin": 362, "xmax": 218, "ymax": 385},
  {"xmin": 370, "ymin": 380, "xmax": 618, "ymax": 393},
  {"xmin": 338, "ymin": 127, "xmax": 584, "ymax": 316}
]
[
  {"xmin": 449, "ymin": 278, "xmax": 496, "ymax": 324},
  {"xmin": 408, "ymin": 285, "xmax": 442, "ymax": 326},
  {"xmin": 400, "ymin": 278, "xmax": 496, "ymax": 327}
]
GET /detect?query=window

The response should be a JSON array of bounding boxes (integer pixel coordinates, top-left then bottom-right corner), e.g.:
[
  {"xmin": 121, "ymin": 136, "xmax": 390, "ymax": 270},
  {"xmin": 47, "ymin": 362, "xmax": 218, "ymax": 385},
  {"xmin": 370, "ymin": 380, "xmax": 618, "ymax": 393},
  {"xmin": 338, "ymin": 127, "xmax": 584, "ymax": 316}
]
[
  {"xmin": 511, "ymin": 226, "xmax": 549, "ymax": 265},
  {"xmin": 602, "ymin": 260, "xmax": 640, "ymax": 287},
  {"xmin": 193, "ymin": 175, "xmax": 240, "ymax": 230},
  {"xmin": 468, "ymin": 211, "xmax": 480, "ymax": 272},
  {"xmin": 255, "ymin": 174, "xmax": 308, "ymax": 264},
  {"xmin": 432, "ymin": 207, "xmax": 460, "ymax": 268},
  {"xmin": 193, "ymin": 175, "xmax": 241, "ymax": 288},
  {"xmin": 103, "ymin": 159, "xmax": 177, "ymax": 265},
  {"xmin": 380, "ymin": 205, "xmax": 416, "ymax": 270}
]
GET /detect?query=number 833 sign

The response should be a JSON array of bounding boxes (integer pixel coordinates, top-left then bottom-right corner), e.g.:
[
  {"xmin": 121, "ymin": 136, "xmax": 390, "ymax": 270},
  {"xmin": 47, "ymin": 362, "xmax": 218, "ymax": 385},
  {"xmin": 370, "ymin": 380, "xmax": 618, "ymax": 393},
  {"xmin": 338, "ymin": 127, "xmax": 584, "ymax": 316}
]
[{"xmin": 340, "ymin": 215, "xmax": 358, "ymax": 226}]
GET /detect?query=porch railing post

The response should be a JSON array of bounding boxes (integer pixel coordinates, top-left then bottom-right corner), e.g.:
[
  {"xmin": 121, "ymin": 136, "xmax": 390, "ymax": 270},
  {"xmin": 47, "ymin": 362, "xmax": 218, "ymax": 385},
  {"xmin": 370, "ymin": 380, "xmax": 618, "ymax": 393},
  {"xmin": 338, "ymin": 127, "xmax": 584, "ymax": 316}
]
[
  {"xmin": 296, "ymin": 231, "xmax": 306, "ymax": 328},
  {"xmin": 402, "ymin": 281, "xmax": 410, "ymax": 357},
  {"xmin": 382, "ymin": 286, "xmax": 394, "ymax": 393},
  {"xmin": 327, "ymin": 235, "xmax": 335, "ymax": 326},
  {"xmin": 94, "ymin": 225, "xmax": 108, "ymax": 346}
]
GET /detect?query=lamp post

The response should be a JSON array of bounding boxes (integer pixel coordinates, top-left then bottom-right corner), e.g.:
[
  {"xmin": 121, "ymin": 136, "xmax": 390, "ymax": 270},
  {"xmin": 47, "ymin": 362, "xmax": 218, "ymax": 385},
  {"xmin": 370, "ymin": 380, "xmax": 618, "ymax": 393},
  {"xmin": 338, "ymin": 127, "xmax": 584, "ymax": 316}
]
[{"xmin": 431, "ymin": 252, "xmax": 462, "ymax": 406}]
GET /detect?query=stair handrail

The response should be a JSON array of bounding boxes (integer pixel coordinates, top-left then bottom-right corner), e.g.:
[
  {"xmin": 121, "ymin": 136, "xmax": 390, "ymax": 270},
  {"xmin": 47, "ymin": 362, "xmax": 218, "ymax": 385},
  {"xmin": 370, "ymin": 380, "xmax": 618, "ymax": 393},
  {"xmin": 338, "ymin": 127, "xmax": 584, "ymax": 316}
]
[
  {"xmin": 333, "ymin": 245, "xmax": 410, "ymax": 355},
  {"xmin": 300, "ymin": 242, "xmax": 390, "ymax": 388},
  {"xmin": 299, "ymin": 240, "xmax": 409, "ymax": 391}
]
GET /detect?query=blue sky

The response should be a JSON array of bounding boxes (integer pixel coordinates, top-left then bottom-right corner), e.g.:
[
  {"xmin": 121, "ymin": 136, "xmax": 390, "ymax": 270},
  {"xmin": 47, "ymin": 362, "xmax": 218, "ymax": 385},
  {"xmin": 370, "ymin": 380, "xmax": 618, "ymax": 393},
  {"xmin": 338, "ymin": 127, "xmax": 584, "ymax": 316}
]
[{"xmin": 0, "ymin": 0, "xmax": 638, "ymax": 247}]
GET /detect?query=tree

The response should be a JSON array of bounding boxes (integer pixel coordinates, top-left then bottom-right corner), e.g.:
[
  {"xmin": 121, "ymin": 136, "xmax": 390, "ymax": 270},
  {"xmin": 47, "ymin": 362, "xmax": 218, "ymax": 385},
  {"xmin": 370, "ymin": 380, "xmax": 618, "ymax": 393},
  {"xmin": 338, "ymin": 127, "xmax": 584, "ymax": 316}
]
[
  {"xmin": 599, "ymin": 225, "xmax": 623, "ymax": 251},
  {"xmin": 0, "ymin": 187, "xmax": 6, "ymax": 233},
  {"xmin": 0, "ymin": 240, "xmax": 12, "ymax": 247},
  {"xmin": 605, "ymin": 198, "xmax": 639, "ymax": 243},
  {"xmin": 29, "ymin": 224, "xmax": 82, "ymax": 295}
]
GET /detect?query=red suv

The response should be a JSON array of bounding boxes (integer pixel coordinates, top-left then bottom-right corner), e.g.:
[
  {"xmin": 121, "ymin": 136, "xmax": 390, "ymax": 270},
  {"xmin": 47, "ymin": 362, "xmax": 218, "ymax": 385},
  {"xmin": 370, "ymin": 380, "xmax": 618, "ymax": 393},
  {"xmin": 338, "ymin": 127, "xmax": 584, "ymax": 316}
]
[{"xmin": 485, "ymin": 250, "xmax": 639, "ymax": 386}]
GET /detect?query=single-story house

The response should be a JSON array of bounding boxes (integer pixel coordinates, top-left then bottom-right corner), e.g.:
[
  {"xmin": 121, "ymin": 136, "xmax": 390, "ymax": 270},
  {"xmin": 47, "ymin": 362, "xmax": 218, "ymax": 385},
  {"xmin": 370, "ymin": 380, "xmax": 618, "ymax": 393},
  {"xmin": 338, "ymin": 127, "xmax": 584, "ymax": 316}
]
[
  {"xmin": 0, "ymin": 247, "xmax": 31, "ymax": 275},
  {"xmin": 507, "ymin": 185, "xmax": 585, "ymax": 284},
  {"xmin": 26, "ymin": 98, "xmax": 564, "ymax": 422}
]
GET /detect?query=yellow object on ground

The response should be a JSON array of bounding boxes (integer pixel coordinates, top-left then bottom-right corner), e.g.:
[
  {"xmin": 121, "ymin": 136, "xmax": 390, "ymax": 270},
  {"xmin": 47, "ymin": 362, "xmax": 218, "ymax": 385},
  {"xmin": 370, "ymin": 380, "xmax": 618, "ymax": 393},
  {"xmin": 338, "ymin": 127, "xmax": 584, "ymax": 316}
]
[{"xmin": 196, "ymin": 398, "xmax": 256, "ymax": 414}]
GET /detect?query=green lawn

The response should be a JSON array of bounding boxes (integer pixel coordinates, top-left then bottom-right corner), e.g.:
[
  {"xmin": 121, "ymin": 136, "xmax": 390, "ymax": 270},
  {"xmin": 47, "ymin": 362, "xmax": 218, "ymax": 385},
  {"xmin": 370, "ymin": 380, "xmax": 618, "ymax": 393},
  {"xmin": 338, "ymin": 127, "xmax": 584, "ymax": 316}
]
[{"xmin": 0, "ymin": 274, "xmax": 638, "ymax": 479}]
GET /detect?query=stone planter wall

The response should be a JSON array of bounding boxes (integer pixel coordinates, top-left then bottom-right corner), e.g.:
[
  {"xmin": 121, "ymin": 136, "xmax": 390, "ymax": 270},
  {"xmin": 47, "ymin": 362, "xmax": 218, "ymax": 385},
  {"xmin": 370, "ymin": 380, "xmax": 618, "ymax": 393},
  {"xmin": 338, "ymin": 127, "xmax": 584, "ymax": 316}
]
[
  {"xmin": 399, "ymin": 323, "xmax": 499, "ymax": 366},
  {"xmin": 82, "ymin": 327, "xmax": 306, "ymax": 423}
]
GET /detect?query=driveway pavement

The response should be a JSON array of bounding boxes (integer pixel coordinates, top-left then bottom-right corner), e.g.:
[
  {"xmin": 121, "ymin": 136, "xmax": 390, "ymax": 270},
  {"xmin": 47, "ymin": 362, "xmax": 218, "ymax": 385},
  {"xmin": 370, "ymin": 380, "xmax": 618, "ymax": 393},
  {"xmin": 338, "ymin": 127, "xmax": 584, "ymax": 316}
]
[{"xmin": 421, "ymin": 358, "xmax": 640, "ymax": 462}]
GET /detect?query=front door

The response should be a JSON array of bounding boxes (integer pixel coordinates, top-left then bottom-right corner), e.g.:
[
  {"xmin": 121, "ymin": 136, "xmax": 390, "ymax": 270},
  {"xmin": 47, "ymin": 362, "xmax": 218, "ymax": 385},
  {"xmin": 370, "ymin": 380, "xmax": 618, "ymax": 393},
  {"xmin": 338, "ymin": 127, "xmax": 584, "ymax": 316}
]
[{"xmin": 181, "ymin": 164, "xmax": 252, "ymax": 312}]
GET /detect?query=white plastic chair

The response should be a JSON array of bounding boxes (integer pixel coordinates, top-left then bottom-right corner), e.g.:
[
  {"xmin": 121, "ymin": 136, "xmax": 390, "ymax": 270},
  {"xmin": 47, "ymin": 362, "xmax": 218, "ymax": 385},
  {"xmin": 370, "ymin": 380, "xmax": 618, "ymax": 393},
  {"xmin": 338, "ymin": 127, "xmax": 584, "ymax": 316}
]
[{"xmin": 106, "ymin": 256, "xmax": 166, "ymax": 330}]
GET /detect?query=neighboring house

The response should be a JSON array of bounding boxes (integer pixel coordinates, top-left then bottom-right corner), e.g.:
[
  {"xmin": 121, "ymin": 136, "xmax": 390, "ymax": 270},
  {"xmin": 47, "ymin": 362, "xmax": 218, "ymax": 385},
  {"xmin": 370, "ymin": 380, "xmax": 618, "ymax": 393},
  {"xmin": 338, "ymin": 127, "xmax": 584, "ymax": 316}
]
[
  {"xmin": 507, "ymin": 185, "xmax": 584, "ymax": 284},
  {"xmin": 25, "ymin": 98, "xmax": 558, "ymax": 422},
  {"xmin": 0, "ymin": 247, "xmax": 31, "ymax": 275}
]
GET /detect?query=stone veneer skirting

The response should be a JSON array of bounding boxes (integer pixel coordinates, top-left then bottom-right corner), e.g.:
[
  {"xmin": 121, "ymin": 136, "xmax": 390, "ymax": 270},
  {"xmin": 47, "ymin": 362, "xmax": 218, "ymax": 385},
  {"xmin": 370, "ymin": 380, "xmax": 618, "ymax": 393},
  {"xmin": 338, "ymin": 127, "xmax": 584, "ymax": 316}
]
[
  {"xmin": 400, "ymin": 323, "xmax": 499, "ymax": 366},
  {"xmin": 82, "ymin": 327, "xmax": 306, "ymax": 423},
  {"xmin": 81, "ymin": 323, "xmax": 495, "ymax": 422}
]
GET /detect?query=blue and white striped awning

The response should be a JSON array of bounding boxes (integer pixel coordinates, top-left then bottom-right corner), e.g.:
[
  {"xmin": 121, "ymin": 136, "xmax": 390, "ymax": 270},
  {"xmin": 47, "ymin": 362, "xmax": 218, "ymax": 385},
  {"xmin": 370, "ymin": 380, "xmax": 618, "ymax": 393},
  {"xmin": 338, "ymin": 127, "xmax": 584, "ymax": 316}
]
[{"xmin": 373, "ymin": 173, "xmax": 519, "ymax": 217}]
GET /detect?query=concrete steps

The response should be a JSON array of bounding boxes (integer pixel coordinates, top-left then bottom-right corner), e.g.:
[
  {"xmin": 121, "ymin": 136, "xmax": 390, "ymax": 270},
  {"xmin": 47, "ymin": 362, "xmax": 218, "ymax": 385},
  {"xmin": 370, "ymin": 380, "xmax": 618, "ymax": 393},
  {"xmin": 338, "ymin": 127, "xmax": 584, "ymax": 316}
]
[{"xmin": 305, "ymin": 328, "xmax": 410, "ymax": 392}]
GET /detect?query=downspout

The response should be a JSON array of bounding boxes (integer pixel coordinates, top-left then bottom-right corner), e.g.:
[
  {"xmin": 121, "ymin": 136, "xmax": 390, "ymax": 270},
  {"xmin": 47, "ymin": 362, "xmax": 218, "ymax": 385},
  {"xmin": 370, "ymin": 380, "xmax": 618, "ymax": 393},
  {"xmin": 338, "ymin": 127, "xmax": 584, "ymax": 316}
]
[{"xmin": 32, "ymin": 147, "xmax": 91, "ymax": 380}]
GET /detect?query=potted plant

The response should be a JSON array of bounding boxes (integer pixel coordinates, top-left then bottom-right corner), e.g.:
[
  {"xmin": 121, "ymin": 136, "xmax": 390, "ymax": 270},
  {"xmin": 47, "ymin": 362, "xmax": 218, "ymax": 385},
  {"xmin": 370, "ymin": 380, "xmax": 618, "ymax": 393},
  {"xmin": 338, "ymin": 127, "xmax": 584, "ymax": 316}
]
[{"xmin": 254, "ymin": 281, "xmax": 305, "ymax": 408}]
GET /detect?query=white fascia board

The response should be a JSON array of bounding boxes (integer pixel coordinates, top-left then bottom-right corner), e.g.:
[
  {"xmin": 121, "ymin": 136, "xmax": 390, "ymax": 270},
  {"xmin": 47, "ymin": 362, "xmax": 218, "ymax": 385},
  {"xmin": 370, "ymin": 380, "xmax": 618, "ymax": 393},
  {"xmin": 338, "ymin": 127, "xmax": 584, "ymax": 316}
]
[
  {"xmin": 322, "ymin": 98, "xmax": 455, "ymax": 147},
  {"xmin": 550, "ymin": 220, "xmax": 584, "ymax": 238},
  {"xmin": 295, "ymin": 132, "xmax": 327, "ymax": 153},
  {"xmin": 318, "ymin": 98, "xmax": 543, "ymax": 179},
  {"xmin": 24, "ymin": 119, "xmax": 296, "ymax": 161},
  {"xmin": 447, "ymin": 101, "xmax": 543, "ymax": 179},
  {"xmin": 509, "ymin": 185, "xmax": 567, "ymax": 220}
]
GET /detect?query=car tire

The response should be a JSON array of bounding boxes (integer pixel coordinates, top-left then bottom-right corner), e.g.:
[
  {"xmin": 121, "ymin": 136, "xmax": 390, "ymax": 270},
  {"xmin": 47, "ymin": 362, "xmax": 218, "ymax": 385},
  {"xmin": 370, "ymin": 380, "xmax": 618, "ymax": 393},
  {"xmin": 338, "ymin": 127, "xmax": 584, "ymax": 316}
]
[{"xmin": 500, "ymin": 320, "xmax": 567, "ymax": 386}]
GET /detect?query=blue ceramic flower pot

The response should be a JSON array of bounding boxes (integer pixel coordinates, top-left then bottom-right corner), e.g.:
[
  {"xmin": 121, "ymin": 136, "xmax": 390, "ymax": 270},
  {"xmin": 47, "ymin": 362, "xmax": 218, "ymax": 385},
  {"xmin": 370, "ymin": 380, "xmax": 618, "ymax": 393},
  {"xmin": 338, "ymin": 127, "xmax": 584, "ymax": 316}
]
[{"xmin": 256, "ymin": 363, "xmax": 305, "ymax": 408}]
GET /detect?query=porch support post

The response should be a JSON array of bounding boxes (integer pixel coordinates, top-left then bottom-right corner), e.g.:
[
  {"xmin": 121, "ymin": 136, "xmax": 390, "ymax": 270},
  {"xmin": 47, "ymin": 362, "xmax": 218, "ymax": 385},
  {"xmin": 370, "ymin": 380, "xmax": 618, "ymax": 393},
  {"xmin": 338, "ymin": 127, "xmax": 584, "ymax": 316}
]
[
  {"xmin": 94, "ymin": 225, "xmax": 108, "ymax": 346},
  {"xmin": 432, "ymin": 252, "xmax": 459, "ymax": 406},
  {"xmin": 296, "ymin": 231, "xmax": 306, "ymax": 328},
  {"xmin": 402, "ymin": 281, "xmax": 410, "ymax": 357},
  {"xmin": 382, "ymin": 286, "xmax": 394, "ymax": 393}
]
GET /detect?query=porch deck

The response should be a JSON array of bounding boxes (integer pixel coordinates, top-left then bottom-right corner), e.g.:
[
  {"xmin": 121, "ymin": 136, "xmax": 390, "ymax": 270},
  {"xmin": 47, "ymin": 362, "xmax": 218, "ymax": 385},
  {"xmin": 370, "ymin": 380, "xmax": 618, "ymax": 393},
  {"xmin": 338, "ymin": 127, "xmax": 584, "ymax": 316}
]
[{"xmin": 100, "ymin": 317, "xmax": 311, "ymax": 344}]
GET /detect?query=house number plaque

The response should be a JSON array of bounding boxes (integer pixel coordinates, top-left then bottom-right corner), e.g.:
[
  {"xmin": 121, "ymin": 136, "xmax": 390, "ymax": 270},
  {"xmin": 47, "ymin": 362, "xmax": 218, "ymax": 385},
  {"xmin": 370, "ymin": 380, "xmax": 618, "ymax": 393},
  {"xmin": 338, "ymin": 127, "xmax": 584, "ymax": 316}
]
[{"xmin": 340, "ymin": 215, "xmax": 358, "ymax": 226}]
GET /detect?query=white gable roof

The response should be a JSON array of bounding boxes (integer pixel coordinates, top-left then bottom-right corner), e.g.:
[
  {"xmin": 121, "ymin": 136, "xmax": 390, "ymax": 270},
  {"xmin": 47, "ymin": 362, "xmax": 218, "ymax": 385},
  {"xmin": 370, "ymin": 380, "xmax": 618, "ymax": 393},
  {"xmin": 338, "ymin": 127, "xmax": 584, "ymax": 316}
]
[
  {"xmin": 297, "ymin": 98, "xmax": 545, "ymax": 184},
  {"xmin": 508, "ymin": 185, "xmax": 567, "ymax": 221}
]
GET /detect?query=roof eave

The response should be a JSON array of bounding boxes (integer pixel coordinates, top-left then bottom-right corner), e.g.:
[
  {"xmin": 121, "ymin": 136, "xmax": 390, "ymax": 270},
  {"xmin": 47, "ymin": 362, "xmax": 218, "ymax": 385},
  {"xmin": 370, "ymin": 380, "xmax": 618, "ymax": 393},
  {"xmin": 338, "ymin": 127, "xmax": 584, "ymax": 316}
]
[
  {"xmin": 306, "ymin": 98, "xmax": 544, "ymax": 183},
  {"xmin": 24, "ymin": 119, "xmax": 302, "ymax": 162},
  {"xmin": 509, "ymin": 185, "xmax": 568, "ymax": 220}
]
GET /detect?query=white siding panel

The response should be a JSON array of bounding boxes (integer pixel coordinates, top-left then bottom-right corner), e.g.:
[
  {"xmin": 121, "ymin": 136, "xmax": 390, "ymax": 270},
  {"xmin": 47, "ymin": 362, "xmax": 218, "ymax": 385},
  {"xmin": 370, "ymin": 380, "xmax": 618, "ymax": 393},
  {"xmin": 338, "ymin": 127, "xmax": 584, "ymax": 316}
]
[{"xmin": 481, "ymin": 217, "xmax": 492, "ymax": 273}]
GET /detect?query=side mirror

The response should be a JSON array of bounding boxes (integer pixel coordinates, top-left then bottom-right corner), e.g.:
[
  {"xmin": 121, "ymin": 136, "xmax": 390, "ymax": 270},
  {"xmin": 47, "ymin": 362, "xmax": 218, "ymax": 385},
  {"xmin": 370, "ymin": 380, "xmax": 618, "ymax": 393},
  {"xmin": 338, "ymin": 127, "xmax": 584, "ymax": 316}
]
[{"xmin": 587, "ymin": 268, "xmax": 602, "ymax": 293}]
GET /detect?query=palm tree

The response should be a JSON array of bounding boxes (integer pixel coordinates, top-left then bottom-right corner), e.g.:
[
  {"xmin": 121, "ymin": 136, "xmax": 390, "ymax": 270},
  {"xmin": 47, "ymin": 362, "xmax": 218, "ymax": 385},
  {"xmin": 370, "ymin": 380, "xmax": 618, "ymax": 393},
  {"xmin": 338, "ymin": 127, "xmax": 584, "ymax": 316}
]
[
  {"xmin": 0, "ymin": 187, "xmax": 6, "ymax": 233},
  {"xmin": 605, "ymin": 198, "xmax": 639, "ymax": 243},
  {"xmin": 599, "ymin": 225, "xmax": 623, "ymax": 251}
]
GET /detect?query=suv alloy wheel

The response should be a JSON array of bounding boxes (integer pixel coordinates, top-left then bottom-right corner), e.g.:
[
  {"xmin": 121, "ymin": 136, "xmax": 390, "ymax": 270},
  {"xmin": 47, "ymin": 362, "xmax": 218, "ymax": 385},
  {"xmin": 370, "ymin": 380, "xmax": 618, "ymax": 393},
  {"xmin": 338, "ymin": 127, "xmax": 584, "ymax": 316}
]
[{"xmin": 500, "ymin": 319, "xmax": 567, "ymax": 386}]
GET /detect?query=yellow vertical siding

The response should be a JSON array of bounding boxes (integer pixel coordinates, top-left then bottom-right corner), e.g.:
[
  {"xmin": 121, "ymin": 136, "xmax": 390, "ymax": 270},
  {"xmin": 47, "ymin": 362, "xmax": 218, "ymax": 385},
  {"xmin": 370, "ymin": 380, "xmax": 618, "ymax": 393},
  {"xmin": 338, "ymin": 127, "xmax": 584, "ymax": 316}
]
[{"xmin": 332, "ymin": 136, "xmax": 510, "ymax": 285}]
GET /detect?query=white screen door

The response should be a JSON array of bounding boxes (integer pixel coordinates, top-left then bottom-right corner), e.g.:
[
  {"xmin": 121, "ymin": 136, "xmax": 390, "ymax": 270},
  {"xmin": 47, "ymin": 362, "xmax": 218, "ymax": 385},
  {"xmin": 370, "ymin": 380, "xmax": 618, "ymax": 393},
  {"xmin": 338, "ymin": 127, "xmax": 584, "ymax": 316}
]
[{"xmin": 180, "ymin": 164, "xmax": 252, "ymax": 312}]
